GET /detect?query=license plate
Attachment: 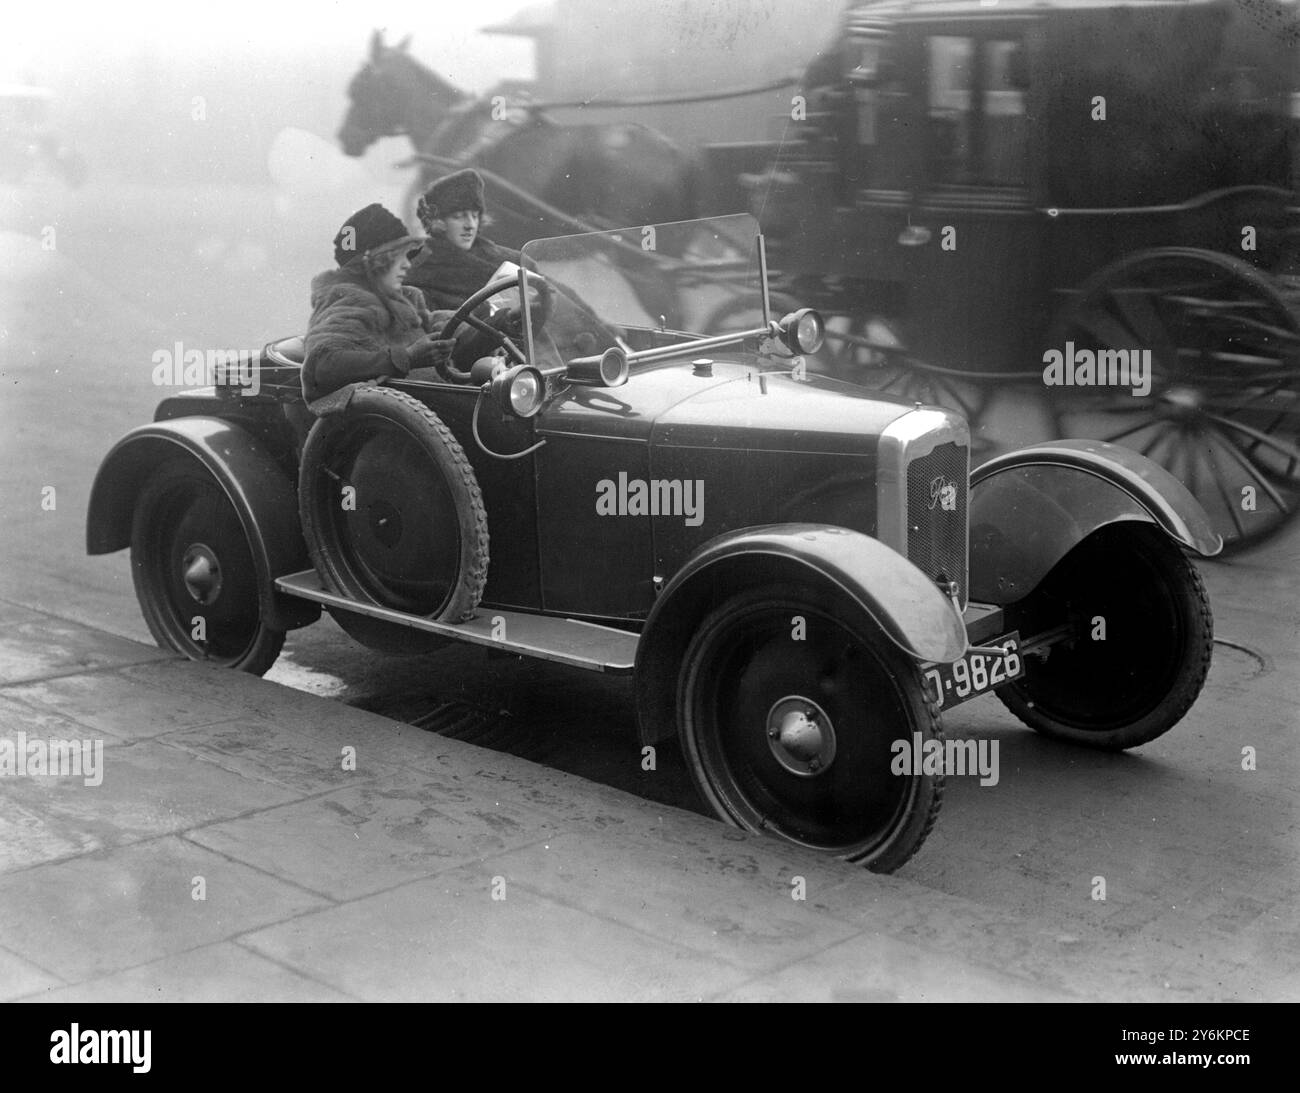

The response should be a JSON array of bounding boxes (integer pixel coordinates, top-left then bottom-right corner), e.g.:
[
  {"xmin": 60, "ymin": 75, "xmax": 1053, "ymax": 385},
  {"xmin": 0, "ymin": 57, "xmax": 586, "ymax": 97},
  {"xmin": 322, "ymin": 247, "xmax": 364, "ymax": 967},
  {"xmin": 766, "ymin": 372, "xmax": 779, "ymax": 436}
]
[{"xmin": 923, "ymin": 632, "xmax": 1023, "ymax": 711}]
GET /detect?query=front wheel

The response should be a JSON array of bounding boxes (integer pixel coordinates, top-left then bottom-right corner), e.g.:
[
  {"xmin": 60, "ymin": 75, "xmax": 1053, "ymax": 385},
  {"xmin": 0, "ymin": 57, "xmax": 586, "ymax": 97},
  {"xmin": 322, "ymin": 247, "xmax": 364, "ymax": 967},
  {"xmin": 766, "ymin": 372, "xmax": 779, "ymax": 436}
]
[
  {"xmin": 997, "ymin": 524, "xmax": 1213, "ymax": 749},
  {"xmin": 130, "ymin": 460, "xmax": 285, "ymax": 675},
  {"xmin": 676, "ymin": 583, "xmax": 943, "ymax": 873}
]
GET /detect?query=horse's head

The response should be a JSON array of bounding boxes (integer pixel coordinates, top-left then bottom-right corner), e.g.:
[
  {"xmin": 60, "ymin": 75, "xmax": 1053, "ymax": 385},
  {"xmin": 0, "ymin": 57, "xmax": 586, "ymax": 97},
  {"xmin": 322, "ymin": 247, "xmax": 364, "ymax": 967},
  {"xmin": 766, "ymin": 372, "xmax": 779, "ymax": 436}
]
[{"xmin": 338, "ymin": 30, "xmax": 465, "ymax": 157}]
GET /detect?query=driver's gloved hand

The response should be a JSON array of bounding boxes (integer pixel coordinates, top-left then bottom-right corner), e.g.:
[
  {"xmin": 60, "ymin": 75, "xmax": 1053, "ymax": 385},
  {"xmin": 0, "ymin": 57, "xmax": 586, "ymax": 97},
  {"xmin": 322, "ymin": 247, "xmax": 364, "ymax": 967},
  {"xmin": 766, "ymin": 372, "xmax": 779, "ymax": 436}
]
[
  {"xmin": 407, "ymin": 334, "xmax": 456, "ymax": 369},
  {"xmin": 488, "ymin": 307, "xmax": 523, "ymax": 335}
]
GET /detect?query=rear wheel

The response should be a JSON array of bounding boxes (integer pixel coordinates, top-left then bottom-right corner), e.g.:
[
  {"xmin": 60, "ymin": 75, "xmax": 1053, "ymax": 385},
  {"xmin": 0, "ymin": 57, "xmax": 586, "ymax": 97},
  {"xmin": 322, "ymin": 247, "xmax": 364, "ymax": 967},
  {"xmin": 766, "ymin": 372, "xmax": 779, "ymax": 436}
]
[
  {"xmin": 997, "ymin": 524, "xmax": 1213, "ymax": 749},
  {"xmin": 130, "ymin": 460, "xmax": 284, "ymax": 675},
  {"xmin": 677, "ymin": 583, "xmax": 943, "ymax": 873}
]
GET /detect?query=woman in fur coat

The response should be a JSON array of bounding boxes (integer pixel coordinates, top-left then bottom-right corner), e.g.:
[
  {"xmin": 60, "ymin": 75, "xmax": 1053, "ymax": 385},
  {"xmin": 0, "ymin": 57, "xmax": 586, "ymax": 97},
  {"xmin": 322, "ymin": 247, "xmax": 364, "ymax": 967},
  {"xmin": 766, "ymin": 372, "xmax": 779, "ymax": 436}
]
[{"xmin": 303, "ymin": 203, "xmax": 457, "ymax": 408}]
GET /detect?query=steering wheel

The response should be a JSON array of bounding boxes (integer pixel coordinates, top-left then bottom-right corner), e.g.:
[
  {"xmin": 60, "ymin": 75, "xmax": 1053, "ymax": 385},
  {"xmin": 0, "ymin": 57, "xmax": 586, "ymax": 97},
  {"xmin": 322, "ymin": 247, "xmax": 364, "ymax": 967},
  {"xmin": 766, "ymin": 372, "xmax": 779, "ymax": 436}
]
[{"xmin": 437, "ymin": 272, "xmax": 554, "ymax": 383}]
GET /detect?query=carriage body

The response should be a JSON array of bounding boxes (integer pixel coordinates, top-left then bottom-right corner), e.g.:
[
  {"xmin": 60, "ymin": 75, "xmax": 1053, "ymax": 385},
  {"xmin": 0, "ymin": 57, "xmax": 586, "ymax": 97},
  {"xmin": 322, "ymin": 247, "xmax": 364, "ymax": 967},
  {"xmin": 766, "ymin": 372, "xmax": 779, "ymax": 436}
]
[
  {"xmin": 761, "ymin": 0, "xmax": 1300, "ymax": 372},
  {"xmin": 749, "ymin": 0, "xmax": 1300, "ymax": 552}
]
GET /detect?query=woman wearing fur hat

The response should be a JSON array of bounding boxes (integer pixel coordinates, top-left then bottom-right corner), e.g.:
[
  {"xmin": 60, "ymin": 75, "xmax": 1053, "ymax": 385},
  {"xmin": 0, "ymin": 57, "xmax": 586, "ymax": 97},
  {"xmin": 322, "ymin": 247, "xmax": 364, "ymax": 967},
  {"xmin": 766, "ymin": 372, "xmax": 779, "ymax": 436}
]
[
  {"xmin": 303, "ymin": 203, "xmax": 458, "ymax": 408},
  {"xmin": 405, "ymin": 169, "xmax": 523, "ymax": 312}
]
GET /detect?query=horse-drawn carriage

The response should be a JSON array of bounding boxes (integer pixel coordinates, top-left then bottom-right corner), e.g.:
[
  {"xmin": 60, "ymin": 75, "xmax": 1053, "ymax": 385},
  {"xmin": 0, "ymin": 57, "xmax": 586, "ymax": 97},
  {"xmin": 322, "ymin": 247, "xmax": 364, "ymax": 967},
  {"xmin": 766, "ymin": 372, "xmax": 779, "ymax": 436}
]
[
  {"xmin": 744, "ymin": 0, "xmax": 1300, "ymax": 552},
  {"xmin": 341, "ymin": 2, "xmax": 1300, "ymax": 553}
]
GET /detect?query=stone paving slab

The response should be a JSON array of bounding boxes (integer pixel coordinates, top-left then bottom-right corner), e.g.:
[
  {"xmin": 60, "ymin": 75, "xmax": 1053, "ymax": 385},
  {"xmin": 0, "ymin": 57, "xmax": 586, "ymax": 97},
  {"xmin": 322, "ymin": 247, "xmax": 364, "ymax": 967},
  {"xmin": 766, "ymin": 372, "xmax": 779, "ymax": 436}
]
[
  {"xmin": 0, "ymin": 599, "xmax": 169, "ymax": 685},
  {"xmin": 21, "ymin": 942, "xmax": 353, "ymax": 1003},
  {"xmin": 186, "ymin": 770, "xmax": 568, "ymax": 903},
  {"xmin": 0, "ymin": 945, "xmax": 65, "ymax": 1002},
  {"xmin": 236, "ymin": 868, "xmax": 757, "ymax": 1003},
  {"xmin": 0, "ymin": 836, "xmax": 329, "ymax": 984},
  {"xmin": 0, "ymin": 733, "xmax": 302, "ymax": 851},
  {"xmin": 0, "ymin": 610, "xmax": 1288, "ymax": 1002},
  {"xmin": 4, "ymin": 668, "xmax": 243, "ymax": 741}
]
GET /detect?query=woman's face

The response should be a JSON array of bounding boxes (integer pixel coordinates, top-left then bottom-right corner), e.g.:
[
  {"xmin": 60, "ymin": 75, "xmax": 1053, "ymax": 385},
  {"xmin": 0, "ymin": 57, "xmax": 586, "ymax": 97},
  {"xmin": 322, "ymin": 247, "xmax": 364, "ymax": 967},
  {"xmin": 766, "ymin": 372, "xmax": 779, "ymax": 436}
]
[
  {"xmin": 442, "ymin": 209, "xmax": 480, "ymax": 251},
  {"xmin": 378, "ymin": 251, "xmax": 412, "ymax": 292}
]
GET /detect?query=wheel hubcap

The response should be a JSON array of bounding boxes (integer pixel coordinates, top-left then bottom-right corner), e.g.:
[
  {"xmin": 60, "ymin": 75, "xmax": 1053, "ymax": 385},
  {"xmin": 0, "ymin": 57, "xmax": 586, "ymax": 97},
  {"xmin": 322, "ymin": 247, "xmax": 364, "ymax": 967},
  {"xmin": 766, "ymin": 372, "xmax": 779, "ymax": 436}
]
[
  {"xmin": 181, "ymin": 543, "xmax": 222, "ymax": 606},
  {"xmin": 766, "ymin": 695, "xmax": 836, "ymax": 777},
  {"xmin": 368, "ymin": 500, "xmax": 404, "ymax": 549},
  {"xmin": 1159, "ymin": 385, "xmax": 1202, "ymax": 419}
]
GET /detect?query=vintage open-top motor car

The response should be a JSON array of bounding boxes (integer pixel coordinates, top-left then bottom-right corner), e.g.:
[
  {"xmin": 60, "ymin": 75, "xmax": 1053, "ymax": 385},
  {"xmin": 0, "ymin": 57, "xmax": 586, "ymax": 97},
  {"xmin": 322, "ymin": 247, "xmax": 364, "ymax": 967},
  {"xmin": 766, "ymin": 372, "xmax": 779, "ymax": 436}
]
[{"xmin": 87, "ymin": 214, "xmax": 1221, "ymax": 872}]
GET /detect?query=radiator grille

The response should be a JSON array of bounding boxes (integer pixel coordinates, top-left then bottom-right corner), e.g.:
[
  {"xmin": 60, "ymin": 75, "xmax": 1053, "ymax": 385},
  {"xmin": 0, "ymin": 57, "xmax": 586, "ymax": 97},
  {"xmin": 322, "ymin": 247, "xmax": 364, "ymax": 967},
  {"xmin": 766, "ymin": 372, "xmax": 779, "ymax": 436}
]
[{"xmin": 906, "ymin": 442, "xmax": 968, "ymax": 606}]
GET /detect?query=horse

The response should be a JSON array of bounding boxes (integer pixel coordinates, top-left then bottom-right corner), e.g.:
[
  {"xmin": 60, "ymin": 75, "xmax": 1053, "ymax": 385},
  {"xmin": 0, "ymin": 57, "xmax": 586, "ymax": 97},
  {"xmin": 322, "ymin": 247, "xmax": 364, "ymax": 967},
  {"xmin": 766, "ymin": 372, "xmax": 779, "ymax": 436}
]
[{"xmin": 337, "ymin": 31, "xmax": 699, "ymax": 246}]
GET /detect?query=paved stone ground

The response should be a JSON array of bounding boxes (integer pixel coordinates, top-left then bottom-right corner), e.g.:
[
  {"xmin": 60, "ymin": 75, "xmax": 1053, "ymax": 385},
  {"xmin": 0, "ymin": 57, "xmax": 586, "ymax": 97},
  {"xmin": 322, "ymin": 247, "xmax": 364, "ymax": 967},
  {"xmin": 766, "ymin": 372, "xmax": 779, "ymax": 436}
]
[{"xmin": 0, "ymin": 590, "xmax": 1294, "ymax": 1002}]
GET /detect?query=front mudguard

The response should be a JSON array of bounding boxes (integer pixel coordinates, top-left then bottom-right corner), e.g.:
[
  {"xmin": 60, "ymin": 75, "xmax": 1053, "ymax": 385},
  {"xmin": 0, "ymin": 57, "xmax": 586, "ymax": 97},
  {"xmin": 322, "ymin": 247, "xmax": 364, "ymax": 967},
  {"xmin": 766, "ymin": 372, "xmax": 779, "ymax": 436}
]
[
  {"xmin": 86, "ymin": 418, "xmax": 320, "ymax": 631},
  {"xmin": 635, "ymin": 524, "xmax": 967, "ymax": 745},
  {"xmin": 969, "ymin": 440, "xmax": 1222, "ymax": 605}
]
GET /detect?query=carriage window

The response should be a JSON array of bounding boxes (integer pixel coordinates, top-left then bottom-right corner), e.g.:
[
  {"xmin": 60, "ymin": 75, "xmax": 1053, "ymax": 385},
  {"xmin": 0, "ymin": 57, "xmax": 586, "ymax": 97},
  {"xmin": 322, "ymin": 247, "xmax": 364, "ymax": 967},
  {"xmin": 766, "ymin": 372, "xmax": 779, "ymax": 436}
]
[
  {"xmin": 928, "ymin": 36, "xmax": 976, "ymax": 182},
  {"xmin": 928, "ymin": 36, "xmax": 1027, "ymax": 188},
  {"xmin": 982, "ymin": 40, "xmax": 1028, "ymax": 186}
]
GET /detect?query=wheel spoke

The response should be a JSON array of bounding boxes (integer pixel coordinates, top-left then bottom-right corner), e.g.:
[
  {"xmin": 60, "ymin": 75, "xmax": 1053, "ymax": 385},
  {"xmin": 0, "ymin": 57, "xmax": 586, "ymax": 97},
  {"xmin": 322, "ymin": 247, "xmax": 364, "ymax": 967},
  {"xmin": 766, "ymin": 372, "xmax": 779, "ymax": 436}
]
[
  {"xmin": 1205, "ymin": 412, "xmax": 1300, "ymax": 470},
  {"xmin": 1069, "ymin": 304, "xmax": 1139, "ymax": 355},
  {"xmin": 1208, "ymin": 424, "xmax": 1292, "ymax": 512},
  {"xmin": 1100, "ymin": 417, "xmax": 1161, "ymax": 445},
  {"xmin": 1109, "ymin": 287, "xmax": 1179, "ymax": 368},
  {"xmin": 1201, "ymin": 379, "xmax": 1292, "ymax": 415},
  {"xmin": 1138, "ymin": 422, "xmax": 1173, "ymax": 462},
  {"xmin": 1204, "ymin": 438, "xmax": 1249, "ymax": 541}
]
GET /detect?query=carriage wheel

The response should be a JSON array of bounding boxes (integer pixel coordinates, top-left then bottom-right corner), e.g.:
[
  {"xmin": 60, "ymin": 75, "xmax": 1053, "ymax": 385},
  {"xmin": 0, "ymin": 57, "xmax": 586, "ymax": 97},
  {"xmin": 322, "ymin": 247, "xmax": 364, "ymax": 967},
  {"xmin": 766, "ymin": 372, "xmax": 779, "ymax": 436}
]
[{"xmin": 1048, "ymin": 248, "xmax": 1300, "ymax": 555}]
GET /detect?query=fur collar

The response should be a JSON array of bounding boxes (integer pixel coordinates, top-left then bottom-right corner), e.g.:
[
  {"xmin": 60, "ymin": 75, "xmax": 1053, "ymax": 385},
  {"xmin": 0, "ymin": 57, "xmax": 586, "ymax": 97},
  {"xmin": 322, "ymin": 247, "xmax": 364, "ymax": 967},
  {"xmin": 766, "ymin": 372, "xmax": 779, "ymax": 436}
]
[{"xmin": 309, "ymin": 266, "xmax": 427, "ymax": 330}]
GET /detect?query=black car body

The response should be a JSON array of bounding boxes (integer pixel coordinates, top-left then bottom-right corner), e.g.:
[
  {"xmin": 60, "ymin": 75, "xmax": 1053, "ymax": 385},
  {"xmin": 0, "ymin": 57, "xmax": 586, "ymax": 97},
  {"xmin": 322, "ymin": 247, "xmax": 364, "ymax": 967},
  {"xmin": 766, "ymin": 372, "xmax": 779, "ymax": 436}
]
[{"xmin": 88, "ymin": 215, "xmax": 1222, "ymax": 871}]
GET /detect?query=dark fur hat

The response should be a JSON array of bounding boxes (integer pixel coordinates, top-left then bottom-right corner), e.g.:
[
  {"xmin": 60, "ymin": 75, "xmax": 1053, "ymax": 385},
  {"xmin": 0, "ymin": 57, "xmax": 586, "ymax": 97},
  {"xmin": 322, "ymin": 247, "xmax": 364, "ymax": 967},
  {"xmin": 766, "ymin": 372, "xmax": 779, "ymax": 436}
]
[
  {"xmin": 333, "ymin": 203, "xmax": 423, "ymax": 268},
  {"xmin": 417, "ymin": 169, "xmax": 486, "ymax": 228}
]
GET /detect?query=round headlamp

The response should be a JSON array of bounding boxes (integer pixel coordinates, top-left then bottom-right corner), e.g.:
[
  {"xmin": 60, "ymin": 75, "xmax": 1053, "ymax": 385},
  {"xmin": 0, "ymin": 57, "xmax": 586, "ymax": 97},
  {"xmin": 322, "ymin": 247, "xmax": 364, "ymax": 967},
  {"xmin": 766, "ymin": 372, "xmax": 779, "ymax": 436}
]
[
  {"xmin": 490, "ymin": 364, "xmax": 545, "ymax": 418},
  {"xmin": 781, "ymin": 308, "xmax": 825, "ymax": 355}
]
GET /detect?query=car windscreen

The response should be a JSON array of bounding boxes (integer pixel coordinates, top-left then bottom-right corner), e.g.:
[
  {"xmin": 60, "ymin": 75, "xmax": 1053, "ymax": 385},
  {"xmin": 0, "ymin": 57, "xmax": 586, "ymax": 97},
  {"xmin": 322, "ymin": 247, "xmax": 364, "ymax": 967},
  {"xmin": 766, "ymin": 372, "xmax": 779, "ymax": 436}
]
[{"xmin": 520, "ymin": 214, "xmax": 765, "ymax": 365}]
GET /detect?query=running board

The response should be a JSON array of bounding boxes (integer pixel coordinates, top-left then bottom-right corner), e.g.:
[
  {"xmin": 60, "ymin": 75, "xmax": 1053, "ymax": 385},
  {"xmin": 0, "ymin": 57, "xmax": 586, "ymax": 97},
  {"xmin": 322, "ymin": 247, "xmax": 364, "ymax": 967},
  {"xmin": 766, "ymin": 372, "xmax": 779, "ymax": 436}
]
[{"xmin": 274, "ymin": 570, "xmax": 638, "ymax": 674}]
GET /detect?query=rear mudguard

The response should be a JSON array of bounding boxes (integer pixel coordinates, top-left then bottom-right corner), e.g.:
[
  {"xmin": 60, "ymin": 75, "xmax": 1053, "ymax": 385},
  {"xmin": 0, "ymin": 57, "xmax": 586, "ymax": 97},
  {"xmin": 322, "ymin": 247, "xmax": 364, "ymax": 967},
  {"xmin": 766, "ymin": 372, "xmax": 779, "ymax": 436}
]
[
  {"xmin": 635, "ymin": 524, "xmax": 967, "ymax": 745},
  {"xmin": 86, "ymin": 418, "xmax": 320, "ymax": 631},
  {"xmin": 969, "ymin": 440, "xmax": 1222, "ymax": 605}
]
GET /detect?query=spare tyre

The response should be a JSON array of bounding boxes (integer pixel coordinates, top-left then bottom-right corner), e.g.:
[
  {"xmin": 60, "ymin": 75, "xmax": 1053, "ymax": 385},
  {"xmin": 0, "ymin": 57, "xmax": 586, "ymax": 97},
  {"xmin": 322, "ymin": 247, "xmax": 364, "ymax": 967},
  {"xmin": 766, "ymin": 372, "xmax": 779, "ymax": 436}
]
[{"xmin": 298, "ymin": 386, "xmax": 489, "ymax": 624}]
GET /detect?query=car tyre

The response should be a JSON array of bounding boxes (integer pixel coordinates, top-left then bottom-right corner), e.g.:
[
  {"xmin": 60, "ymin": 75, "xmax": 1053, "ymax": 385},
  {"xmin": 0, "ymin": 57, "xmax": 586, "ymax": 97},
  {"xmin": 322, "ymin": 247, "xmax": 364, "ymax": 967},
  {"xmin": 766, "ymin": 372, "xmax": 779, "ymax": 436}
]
[
  {"xmin": 299, "ymin": 386, "xmax": 489, "ymax": 624},
  {"xmin": 997, "ymin": 523, "xmax": 1213, "ymax": 749},
  {"xmin": 130, "ymin": 460, "xmax": 285, "ymax": 675},
  {"xmin": 677, "ymin": 582, "xmax": 943, "ymax": 873}
]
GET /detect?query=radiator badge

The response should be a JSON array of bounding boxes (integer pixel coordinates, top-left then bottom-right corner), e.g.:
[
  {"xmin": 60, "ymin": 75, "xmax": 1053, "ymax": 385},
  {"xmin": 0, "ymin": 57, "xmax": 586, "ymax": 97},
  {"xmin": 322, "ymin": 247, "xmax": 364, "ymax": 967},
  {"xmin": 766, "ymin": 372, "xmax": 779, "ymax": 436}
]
[{"xmin": 928, "ymin": 475, "xmax": 958, "ymax": 513}]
